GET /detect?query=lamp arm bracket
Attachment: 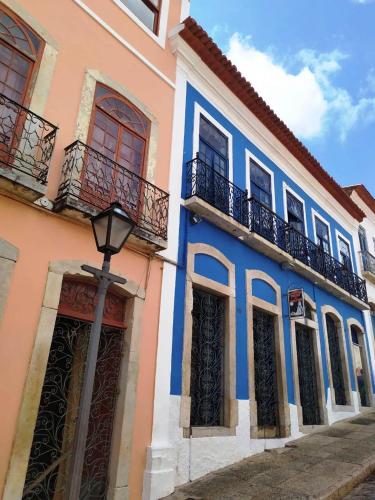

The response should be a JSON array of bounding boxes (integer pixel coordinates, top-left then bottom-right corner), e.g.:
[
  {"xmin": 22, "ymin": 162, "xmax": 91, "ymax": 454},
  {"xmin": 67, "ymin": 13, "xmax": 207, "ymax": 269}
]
[{"xmin": 81, "ymin": 264, "xmax": 127, "ymax": 285}]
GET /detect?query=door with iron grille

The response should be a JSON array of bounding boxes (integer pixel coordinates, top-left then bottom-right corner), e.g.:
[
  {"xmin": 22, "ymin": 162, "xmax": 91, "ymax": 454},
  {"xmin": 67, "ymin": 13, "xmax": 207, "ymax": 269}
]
[
  {"xmin": 190, "ymin": 288, "xmax": 225, "ymax": 427},
  {"xmin": 23, "ymin": 281, "xmax": 125, "ymax": 499},
  {"xmin": 253, "ymin": 307, "xmax": 280, "ymax": 438},
  {"xmin": 296, "ymin": 324, "xmax": 321, "ymax": 425},
  {"xmin": 326, "ymin": 315, "xmax": 347, "ymax": 406},
  {"xmin": 351, "ymin": 326, "xmax": 370, "ymax": 407}
]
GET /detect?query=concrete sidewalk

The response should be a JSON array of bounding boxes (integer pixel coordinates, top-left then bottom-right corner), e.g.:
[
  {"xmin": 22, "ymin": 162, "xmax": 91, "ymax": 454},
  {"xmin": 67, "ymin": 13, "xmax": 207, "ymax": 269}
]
[{"xmin": 164, "ymin": 411, "xmax": 375, "ymax": 499}]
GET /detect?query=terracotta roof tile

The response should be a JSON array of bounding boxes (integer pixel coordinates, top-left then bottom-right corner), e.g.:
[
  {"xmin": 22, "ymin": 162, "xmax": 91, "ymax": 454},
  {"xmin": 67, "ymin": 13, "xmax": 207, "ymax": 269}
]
[
  {"xmin": 180, "ymin": 17, "xmax": 365, "ymax": 222},
  {"xmin": 344, "ymin": 185, "xmax": 375, "ymax": 214}
]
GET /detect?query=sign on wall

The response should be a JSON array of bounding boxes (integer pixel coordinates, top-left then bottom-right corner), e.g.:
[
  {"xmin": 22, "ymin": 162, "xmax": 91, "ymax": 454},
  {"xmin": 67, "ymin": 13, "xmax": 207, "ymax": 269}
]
[{"xmin": 288, "ymin": 289, "xmax": 305, "ymax": 318}]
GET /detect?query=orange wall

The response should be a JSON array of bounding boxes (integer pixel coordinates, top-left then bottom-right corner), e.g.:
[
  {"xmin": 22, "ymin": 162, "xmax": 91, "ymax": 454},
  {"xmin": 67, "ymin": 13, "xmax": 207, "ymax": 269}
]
[
  {"xmin": 0, "ymin": 196, "xmax": 162, "ymax": 499},
  {"xmin": 0, "ymin": 0, "xmax": 180, "ymax": 497}
]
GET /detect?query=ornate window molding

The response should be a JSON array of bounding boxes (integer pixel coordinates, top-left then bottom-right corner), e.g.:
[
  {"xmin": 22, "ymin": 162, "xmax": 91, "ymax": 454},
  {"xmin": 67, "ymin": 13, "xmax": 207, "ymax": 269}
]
[
  {"xmin": 290, "ymin": 293, "xmax": 327, "ymax": 431},
  {"xmin": 321, "ymin": 305, "xmax": 354, "ymax": 412},
  {"xmin": 347, "ymin": 318, "xmax": 373, "ymax": 409},
  {"xmin": 246, "ymin": 270, "xmax": 290, "ymax": 438},
  {"xmin": 3, "ymin": 260, "xmax": 145, "ymax": 500},
  {"xmin": 3, "ymin": 1, "xmax": 58, "ymax": 117},
  {"xmin": 180, "ymin": 243, "xmax": 237, "ymax": 438},
  {"xmin": 75, "ymin": 69, "xmax": 158, "ymax": 184}
]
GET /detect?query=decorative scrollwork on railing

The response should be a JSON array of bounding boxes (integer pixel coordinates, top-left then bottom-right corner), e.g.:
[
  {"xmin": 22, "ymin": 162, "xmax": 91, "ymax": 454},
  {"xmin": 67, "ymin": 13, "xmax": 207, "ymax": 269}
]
[
  {"xmin": 0, "ymin": 93, "xmax": 57, "ymax": 183},
  {"xmin": 55, "ymin": 141, "xmax": 169, "ymax": 240},
  {"xmin": 185, "ymin": 157, "xmax": 368, "ymax": 304},
  {"xmin": 186, "ymin": 156, "xmax": 249, "ymax": 225}
]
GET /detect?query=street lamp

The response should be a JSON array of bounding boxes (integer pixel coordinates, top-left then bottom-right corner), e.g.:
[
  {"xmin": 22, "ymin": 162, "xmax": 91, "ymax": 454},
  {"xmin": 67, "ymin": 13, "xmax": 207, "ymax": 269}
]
[{"xmin": 68, "ymin": 202, "xmax": 135, "ymax": 499}]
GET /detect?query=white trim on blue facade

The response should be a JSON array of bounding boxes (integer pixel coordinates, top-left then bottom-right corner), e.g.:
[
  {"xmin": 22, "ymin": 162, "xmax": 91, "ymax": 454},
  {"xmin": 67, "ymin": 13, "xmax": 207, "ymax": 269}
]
[
  {"xmin": 311, "ymin": 208, "xmax": 334, "ymax": 256},
  {"xmin": 335, "ymin": 229, "xmax": 355, "ymax": 271},
  {"xmin": 282, "ymin": 181, "xmax": 309, "ymax": 237},
  {"xmin": 245, "ymin": 148, "xmax": 276, "ymax": 212},
  {"xmin": 193, "ymin": 102, "xmax": 234, "ymax": 183}
]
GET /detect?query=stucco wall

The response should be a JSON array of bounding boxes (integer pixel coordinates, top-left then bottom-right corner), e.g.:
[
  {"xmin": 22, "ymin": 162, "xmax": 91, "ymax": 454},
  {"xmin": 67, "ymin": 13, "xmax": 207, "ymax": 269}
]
[{"xmin": 0, "ymin": 0, "xmax": 182, "ymax": 497}]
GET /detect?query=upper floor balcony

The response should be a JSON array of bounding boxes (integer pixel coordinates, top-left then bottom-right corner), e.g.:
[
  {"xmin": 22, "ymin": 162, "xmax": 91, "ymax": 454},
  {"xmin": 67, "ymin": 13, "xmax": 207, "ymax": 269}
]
[
  {"xmin": 185, "ymin": 157, "xmax": 368, "ymax": 309},
  {"xmin": 360, "ymin": 250, "xmax": 375, "ymax": 285},
  {"xmin": 54, "ymin": 141, "xmax": 169, "ymax": 250},
  {"xmin": 0, "ymin": 93, "xmax": 58, "ymax": 201}
]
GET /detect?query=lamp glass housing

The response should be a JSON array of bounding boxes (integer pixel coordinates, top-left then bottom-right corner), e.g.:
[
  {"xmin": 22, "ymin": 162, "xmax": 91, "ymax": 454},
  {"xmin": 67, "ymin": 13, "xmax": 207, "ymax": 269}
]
[{"xmin": 91, "ymin": 202, "xmax": 135, "ymax": 255}]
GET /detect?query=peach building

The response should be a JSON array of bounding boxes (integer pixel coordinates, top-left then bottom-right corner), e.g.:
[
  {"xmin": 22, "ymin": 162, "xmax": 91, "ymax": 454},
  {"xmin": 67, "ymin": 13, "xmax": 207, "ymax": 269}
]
[{"xmin": 0, "ymin": 0, "xmax": 188, "ymax": 498}]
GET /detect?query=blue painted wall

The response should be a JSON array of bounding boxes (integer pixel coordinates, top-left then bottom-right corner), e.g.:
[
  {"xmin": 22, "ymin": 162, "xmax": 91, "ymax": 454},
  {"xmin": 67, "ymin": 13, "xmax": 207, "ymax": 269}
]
[
  {"xmin": 194, "ymin": 253, "xmax": 229, "ymax": 286},
  {"xmin": 170, "ymin": 82, "xmax": 374, "ymax": 405}
]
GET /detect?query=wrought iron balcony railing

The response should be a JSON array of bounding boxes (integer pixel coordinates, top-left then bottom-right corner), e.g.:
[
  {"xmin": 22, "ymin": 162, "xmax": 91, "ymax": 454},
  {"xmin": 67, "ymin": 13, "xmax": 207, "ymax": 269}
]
[
  {"xmin": 186, "ymin": 157, "xmax": 368, "ymax": 303},
  {"xmin": 55, "ymin": 141, "xmax": 169, "ymax": 240},
  {"xmin": 0, "ymin": 93, "xmax": 57, "ymax": 184},
  {"xmin": 186, "ymin": 155, "xmax": 249, "ymax": 225},
  {"xmin": 361, "ymin": 250, "xmax": 375, "ymax": 276}
]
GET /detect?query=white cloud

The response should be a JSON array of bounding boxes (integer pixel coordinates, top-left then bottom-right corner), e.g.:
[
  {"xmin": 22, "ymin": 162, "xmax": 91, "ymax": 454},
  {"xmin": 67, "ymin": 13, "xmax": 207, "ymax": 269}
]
[
  {"xmin": 226, "ymin": 33, "xmax": 375, "ymax": 141},
  {"xmin": 352, "ymin": 0, "xmax": 375, "ymax": 4}
]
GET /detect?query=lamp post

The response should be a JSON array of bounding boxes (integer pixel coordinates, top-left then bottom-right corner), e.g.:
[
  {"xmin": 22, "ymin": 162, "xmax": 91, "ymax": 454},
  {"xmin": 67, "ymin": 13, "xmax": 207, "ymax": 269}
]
[{"xmin": 67, "ymin": 202, "xmax": 135, "ymax": 500}]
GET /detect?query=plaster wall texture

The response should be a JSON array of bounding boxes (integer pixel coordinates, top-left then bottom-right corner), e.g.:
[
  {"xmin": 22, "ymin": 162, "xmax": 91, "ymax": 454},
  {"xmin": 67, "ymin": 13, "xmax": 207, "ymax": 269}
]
[
  {"xmin": 169, "ymin": 396, "xmax": 306, "ymax": 484},
  {"xmin": 0, "ymin": 198, "xmax": 165, "ymax": 499},
  {"xmin": 0, "ymin": 0, "xmax": 183, "ymax": 498}
]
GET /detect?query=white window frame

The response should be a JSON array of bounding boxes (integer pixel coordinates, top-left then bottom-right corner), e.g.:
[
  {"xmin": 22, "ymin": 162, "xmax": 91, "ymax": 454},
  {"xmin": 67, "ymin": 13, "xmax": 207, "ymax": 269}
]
[
  {"xmin": 112, "ymin": 0, "xmax": 170, "ymax": 48},
  {"xmin": 282, "ymin": 182, "xmax": 308, "ymax": 237},
  {"xmin": 245, "ymin": 149, "xmax": 275, "ymax": 212},
  {"xmin": 335, "ymin": 229, "xmax": 354, "ymax": 270},
  {"xmin": 312, "ymin": 208, "xmax": 333, "ymax": 255},
  {"xmin": 193, "ymin": 102, "xmax": 233, "ymax": 183}
]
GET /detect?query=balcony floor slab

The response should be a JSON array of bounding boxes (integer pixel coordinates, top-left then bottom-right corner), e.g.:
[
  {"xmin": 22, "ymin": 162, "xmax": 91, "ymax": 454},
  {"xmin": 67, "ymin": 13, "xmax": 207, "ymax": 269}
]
[
  {"xmin": 54, "ymin": 195, "xmax": 167, "ymax": 252},
  {"xmin": 184, "ymin": 196, "xmax": 369, "ymax": 311},
  {"xmin": 0, "ymin": 165, "xmax": 46, "ymax": 202}
]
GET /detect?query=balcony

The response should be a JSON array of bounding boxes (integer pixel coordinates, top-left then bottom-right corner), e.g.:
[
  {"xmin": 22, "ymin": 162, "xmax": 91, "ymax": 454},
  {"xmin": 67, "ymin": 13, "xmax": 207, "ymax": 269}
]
[
  {"xmin": 360, "ymin": 251, "xmax": 375, "ymax": 285},
  {"xmin": 54, "ymin": 141, "xmax": 169, "ymax": 250},
  {"xmin": 0, "ymin": 93, "xmax": 57, "ymax": 201},
  {"xmin": 185, "ymin": 157, "xmax": 368, "ymax": 308}
]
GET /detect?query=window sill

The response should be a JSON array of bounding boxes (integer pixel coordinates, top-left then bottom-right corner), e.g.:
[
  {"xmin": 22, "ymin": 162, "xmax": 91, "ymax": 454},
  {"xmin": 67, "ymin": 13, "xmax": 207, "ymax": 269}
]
[
  {"xmin": 332, "ymin": 404, "xmax": 355, "ymax": 413},
  {"xmin": 189, "ymin": 426, "xmax": 236, "ymax": 438}
]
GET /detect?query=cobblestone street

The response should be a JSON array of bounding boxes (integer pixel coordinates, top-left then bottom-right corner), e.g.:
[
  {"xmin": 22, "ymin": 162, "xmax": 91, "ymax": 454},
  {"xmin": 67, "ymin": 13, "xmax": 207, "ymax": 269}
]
[
  {"xmin": 344, "ymin": 472, "xmax": 375, "ymax": 499},
  {"xmin": 165, "ymin": 411, "xmax": 375, "ymax": 499}
]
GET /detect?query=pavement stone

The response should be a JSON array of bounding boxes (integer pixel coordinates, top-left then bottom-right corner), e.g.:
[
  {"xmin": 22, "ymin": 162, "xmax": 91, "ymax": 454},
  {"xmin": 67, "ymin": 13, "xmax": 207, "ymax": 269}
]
[
  {"xmin": 344, "ymin": 471, "xmax": 375, "ymax": 498},
  {"xmin": 164, "ymin": 411, "xmax": 375, "ymax": 500}
]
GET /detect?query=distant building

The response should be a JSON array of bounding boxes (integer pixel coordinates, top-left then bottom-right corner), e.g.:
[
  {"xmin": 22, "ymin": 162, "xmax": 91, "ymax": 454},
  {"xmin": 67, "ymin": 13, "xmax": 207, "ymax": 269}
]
[
  {"xmin": 146, "ymin": 17, "xmax": 375, "ymax": 499},
  {"xmin": 344, "ymin": 184, "xmax": 375, "ymax": 405}
]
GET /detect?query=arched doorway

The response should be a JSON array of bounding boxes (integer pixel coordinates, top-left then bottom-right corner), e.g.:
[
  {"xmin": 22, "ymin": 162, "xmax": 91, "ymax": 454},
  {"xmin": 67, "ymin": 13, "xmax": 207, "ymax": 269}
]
[
  {"xmin": 290, "ymin": 298, "xmax": 326, "ymax": 429},
  {"xmin": 323, "ymin": 308, "xmax": 352, "ymax": 409},
  {"xmin": 22, "ymin": 278, "xmax": 126, "ymax": 499},
  {"xmin": 349, "ymin": 322, "xmax": 372, "ymax": 408}
]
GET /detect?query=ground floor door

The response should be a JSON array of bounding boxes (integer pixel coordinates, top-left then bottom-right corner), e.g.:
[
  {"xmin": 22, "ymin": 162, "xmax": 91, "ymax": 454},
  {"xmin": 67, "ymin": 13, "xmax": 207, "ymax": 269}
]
[
  {"xmin": 253, "ymin": 307, "xmax": 280, "ymax": 438},
  {"xmin": 190, "ymin": 288, "xmax": 225, "ymax": 427},
  {"xmin": 296, "ymin": 324, "xmax": 321, "ymax": 425},
  {"xmin": 22, "ymin": 312, "xmax": 124, "ymax": 499},
  {"xmin": 351, "ymin": 326, "xmax": 370, "ymax": 407},
  {"xmin": 326, "ymin": 315, "xmax": 347, "ymax": 406}
]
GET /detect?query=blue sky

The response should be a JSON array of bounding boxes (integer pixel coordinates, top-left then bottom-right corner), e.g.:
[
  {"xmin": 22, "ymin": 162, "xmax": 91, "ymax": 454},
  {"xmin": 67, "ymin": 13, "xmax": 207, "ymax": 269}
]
[{"xmin": 190, "ymin": 0, "xmax": 375, "ymax": 195}]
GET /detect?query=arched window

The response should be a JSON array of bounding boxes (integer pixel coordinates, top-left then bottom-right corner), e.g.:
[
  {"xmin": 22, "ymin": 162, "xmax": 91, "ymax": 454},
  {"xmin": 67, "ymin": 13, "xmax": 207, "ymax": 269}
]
[
  {"xmin": 89, "ymin": 83, "xmax": 150, "ymax": 177},
  {"xmin": 0, "ymin": 7, "xmax": 43, "ymax": 104}
]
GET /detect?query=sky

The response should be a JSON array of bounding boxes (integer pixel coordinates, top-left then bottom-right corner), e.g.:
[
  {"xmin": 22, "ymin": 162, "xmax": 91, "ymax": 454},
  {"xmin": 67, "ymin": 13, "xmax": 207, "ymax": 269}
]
[{"xmin": 190, "ymin": 0, "xmax": 375, "ymax": 196}]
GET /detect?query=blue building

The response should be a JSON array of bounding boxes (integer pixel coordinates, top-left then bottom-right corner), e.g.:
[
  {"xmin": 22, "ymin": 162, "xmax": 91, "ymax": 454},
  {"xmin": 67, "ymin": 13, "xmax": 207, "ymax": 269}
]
[{"xmin": 144, "ymin": 17, "xmax": 375, "ymax": 499}]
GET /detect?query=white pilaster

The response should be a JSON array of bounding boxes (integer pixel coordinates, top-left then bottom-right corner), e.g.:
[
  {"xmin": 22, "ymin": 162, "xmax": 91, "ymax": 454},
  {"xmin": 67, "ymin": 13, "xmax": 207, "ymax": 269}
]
[{"xmin": 142, "ymin": 65, "xmax": 187, "ymax": 499}]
